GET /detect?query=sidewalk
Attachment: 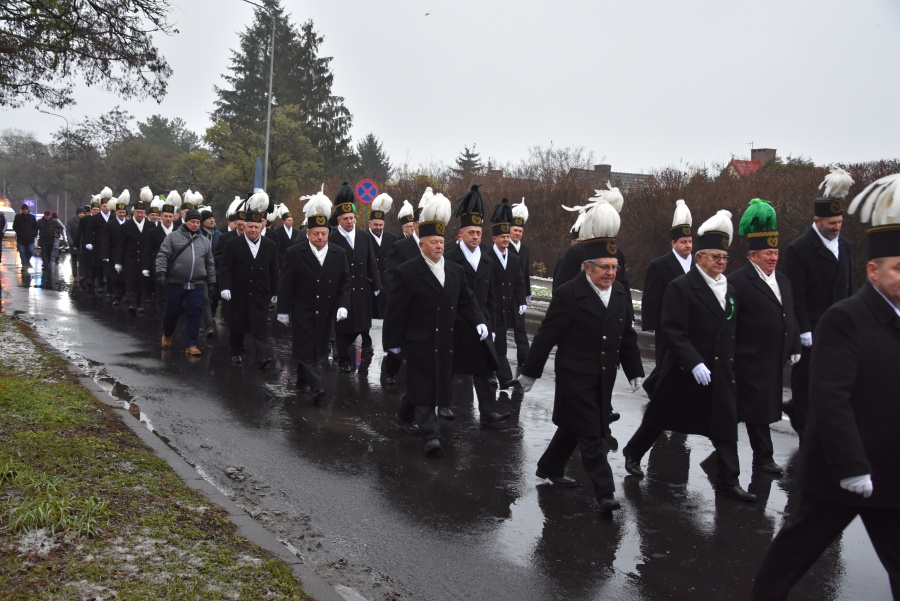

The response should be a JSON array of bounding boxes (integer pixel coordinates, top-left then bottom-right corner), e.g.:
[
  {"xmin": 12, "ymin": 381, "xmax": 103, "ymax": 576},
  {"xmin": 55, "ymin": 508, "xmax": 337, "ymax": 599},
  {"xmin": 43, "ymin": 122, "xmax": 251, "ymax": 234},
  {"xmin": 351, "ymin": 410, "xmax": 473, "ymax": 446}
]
[{"xmin": 0, "ymin": 315, "xmax": 342, "ymax": 601}]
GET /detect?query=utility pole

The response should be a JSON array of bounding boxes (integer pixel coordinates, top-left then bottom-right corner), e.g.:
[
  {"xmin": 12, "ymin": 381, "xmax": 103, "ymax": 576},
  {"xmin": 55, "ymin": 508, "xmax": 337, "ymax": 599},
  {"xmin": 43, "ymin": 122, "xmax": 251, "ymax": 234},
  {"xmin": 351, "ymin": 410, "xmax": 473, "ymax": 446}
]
[
  {"xmin": 239, "ymin": 0, "xmax": 275, "ymax": 191},
  {"xmin": 40, "ymin": 110, "xmax": 69, "ymax": 221}
]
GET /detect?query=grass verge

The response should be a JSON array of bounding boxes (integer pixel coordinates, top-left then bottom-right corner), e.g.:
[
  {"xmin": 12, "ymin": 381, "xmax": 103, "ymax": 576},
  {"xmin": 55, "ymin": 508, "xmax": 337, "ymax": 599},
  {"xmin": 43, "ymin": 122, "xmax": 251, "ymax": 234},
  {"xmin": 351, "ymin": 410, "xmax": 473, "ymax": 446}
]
[{"xmin": 0, "ymin": 316, "xmax": 310, "ymax": 600}]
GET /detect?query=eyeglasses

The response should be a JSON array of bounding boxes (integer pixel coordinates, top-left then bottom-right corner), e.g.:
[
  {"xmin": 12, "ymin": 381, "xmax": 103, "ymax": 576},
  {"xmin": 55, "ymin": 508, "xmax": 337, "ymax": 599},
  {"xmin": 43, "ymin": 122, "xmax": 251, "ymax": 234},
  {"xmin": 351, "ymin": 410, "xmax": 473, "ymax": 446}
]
[
  {"xmin": 702, "ymin": 254, "xmax": 729, "ymax": 262},
  {"xmin": 588, "ymin": 262, "xmax": 619, "ymax": 272}
]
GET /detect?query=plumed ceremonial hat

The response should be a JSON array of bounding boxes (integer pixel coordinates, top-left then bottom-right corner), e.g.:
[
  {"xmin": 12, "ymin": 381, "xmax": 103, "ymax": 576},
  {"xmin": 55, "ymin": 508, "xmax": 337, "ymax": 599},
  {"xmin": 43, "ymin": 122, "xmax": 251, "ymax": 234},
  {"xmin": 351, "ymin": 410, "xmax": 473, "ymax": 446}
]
[
  {"xmin": 670, "ymin": 199, "xmax": 693, "ymax": 241},
  {"xmin": 135, "ymin": 186, "xmax": 153, "ymax": 211},
  {"xmin": 739, "ymin": 198, "xmax": 779, "ymax": 250},
  {"xmin": 302, "ymin": 185, "xmax": 333, "ymax": 230},
  {"xmin": 490, "ymin": 197, "xmax": 514, "ymax": 236},
  {"xmin": 370, "ymin": 193, "xmax": 393, "ymax": 221},
  {"xmin": 333, "ymin": 182, "xmax": 356, "ymax": 218},
  {"xmin": 100, "ymin": 187, "xmax": 113, "ymax": 201},
  {"xmin": 815, "ymin": 167, "xmax": 854, "ymax": 217},
  {"xmin": 397, "ymin": 200, "xmax": 416, "ymax": 224},
  {"xmin": 455, "ymin": 185, "xmax": 485, "ymax": 229},
  {"xmin": 90, "ymin": 194, "xmax": 102, "ymax": 209},
  {"xmin": 416, "ymin": 187, "xmax": 434, "ymax": 221},
  {"xmin": 695, "ymin": 210, "xmax": 734, "ymax": 252},
  {"xmin": 163, "ymin": 190, "xmax": 182, "ymax": 215},
  {"xmin": 182, "ymin": 189, "xmax": 198, "ymax": 210},
  {"xmin": 848, "ymin": 172, "xmax": 900, "ymax": 259},
  {"xmin": 149, "ymin": 197, "xmax": 165, "ymax": 215},
  {"xmin": 244, "ymin": 191, "xmax": 269, "ymax": 223},
  {"xmin": 113, "ymin": 189, "xmax": 130, "ymax": 211},
  {"xmin": 512, "ymin": 197, "xmax": 529, "ymax": 228},
  {"xmin": 580, "ymin": 196, "xmax": 621, "ymax": 261},
  {"xmin": 418, "ymin": 192, "xmax": 452, "ymax": 238}
]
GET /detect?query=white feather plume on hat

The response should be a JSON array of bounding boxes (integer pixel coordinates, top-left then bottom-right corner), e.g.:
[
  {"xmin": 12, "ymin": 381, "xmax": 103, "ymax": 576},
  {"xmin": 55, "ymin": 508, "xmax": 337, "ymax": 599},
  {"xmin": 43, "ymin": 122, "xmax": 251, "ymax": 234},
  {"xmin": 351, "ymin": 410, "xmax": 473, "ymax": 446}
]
[
  {"xmin": 192, "ymin": 192, "xmax": 204, "ymax": 205},
  {"xmin": 571, "ymin": 211, "xmax": 587, "ymax": 235},
  {"xmin": 594, "ymin": 183, "xmax": 624, "ymax": 213},
  {"xmin": 165, "ymin": 190, "xmax": 182, "ymax": 210},
  {"xmin": 100, "ymin": 187, "xmax": 112, "ymax": 200},
  {"xmin": 418, "ymin": 187, "xmax": 434, "ymax": 209},
  {"xmin": 247, "ymin": 191, "xmax": 269, "ymax": 213},
  {"xmin": 197, "ymin": 205, "xmax": 212, "ymax": 214},
  {"xmin": 697, "ymin": 210, "xmax": 734, "ymax": 245},
  {"xmin": 672, "ymin": 199, "xmax": 692, "ymax": 227},
  {"xmin": 420, "ymin": 192, "xmax": 451, "ymax": 225},
  {"xmin": 579, "ymin": 200, "xmax": 621, "ymax": 240},
  {"xmin": 397, "ymin": 200, "xmax": 414, "ymax": 221},
  {"xmin": 226, "ymin": 196, "xmax": 243, "ymax": 217},
  {"xmin": 91, "ymin": 194, "xmax": 101, "ymax": 204},
  {"xmin": 303, "ymin": 189, "xmax": 332, "ymax": 219},
  {"xmin": 116, "ymin": 189, "xmax": 130, "ymax": 207},
  {"xmin": 182, "ymin": 189, "xmax": 194, "ymax": 206},
  {"xmin": 371, "ymin": 193, "xmax": 393, "ymax": 213},
  {"xmin": 848, "ymin": 173, "xmax": 900, "ymax": 226},
  {"xmin": 273, "ymin": 203, "xmax": 290, "ymax": 220},
  {"xmin": 140, "ymin": 186, "xmax": 153, "ymax": 203},
  {"xmin": 150, "ymin": 197, "xmax": 165, "ymax": 212},
  {"xmin": 819, "ymin": 167, "xmax": 854, "ymax": 199},
  {"xmin": 512, "ymin": 197, "xmax": 529, "ymax": 222}
]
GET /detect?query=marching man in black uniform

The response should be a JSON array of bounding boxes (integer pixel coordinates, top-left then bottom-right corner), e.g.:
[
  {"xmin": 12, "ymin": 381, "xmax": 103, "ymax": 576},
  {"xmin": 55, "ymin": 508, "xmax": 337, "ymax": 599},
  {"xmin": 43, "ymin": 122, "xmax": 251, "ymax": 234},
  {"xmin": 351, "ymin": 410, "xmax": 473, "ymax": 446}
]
[
  {"xmin": 381, "ymin": 198, "xmax": 418, "ymax": 384},
  {"xmin": 783, "ymin": 167, "xmax": 854, "ymax": 440},
  {"xmin": 219, "ymin": 192, "xmax": 280, "ymax": 369},
  {"xmin": 516, "ymin": 197, "xmax": 643, "ymax": 514},
  {"xmin": 509, "ymin": 197, "xmax": 531, "ymax": 375},
  {"xmin": 731, "ymin": 198, "xmax": 801, "ymax": 476},
  {"xmin": 273, "ymin": 203, "xmax": 301, "ymax": 265},
  {"xmin": 277, "ymin": 191, "xmax": 350, "ymax": 404},
  {"xmin": 753, "ymin": 173, "xmax": 900, "ymax": 600},
  {"xmin": 102, "ymin": 190, "xmax": 130, "ymax": 306},
  {"xmin": 623, "ymin": 209, "xmax": 756, "ymax": 502},
  {"xmin": 144, "ymin": 192, "xmax": 180, "ymax": 305},
  {"xmin": 329, "ymin": 182, "xmax": 382, "ymax": 374},
  {"xmin": 116, "ymin": 187, "xmax": 154, "ymax": 314},
  {"xmin": 445, "ymin": 185, "xmax": 510, "ymax": 425},
  {"xmin": 384, "ymin": 193, "xmax": 489, "ymax": 456},
  {"xmin": 489, "ymin": 198, "xmax": 527, "ymax": 389},
  {"xmin": 83, "ymin": 187, "xmax": 113, "ymax": 292},
  {"xmin": 368, "ymin": 193, "xmax": 398, "ymax": 320}
]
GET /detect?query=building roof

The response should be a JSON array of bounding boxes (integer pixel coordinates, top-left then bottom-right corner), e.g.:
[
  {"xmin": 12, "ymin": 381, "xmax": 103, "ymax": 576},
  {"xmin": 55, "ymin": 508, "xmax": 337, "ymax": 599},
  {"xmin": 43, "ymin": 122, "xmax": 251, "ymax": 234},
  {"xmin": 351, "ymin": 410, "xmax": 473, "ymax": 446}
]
[{"xmin": 726, "ymin": 159, "xmax": 763, "ymax": 178}]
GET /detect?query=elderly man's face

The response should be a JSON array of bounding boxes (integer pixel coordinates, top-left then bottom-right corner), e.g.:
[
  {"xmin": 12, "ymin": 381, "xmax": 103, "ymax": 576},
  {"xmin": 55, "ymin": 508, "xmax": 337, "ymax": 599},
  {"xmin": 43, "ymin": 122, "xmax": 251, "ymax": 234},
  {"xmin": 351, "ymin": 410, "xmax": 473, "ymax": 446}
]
[
  {"xmin": 815, "ymin": 216, "xmax": 843, "ymax": 240},
  {"xmin": 401, "ymin": 221, "xmax": 416, "ymax": 237},
  {"xmin": 419, "ymin": 236, "xmax": 444, "ymax": 262},
  {"xmin": 308, "ymin": 227, "xmax": 328, "ymax": 250},
  {"xmin": 185, "ymin": 218, "xmax": 201, "ymax": 233},
  {"xmin": 244, "ymin": 221, "xmax": 261, "ymax": 241},
  {"xmin": 510, "ymin": 225, "xmax": 523, "ymax": 243},
  {"xmin": 203, "ymin": 216, "xmax": 215, "ymax": 229},
  {"xmin": 749, "ymin": 248, "xmax": 779, "ymax": 276},
  {"xmin": 584, "ymin": 258, "xmax": 618, "ymax": 289},
  {"xmin": 133, "ymin": 209, "xmax": 145, "ymax": 222},
  {"xmin": 696, "ymin": 250, "xmax": 729, "ymax": 278}
]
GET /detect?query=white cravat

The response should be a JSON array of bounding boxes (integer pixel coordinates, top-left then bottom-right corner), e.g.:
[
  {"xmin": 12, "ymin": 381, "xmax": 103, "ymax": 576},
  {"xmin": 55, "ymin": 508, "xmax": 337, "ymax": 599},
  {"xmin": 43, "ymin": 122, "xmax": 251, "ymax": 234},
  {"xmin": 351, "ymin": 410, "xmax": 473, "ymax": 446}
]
[
  {"xmin": 585, "ymin": 272, "xmax": 611, "ymax": 307},
  {"xmin": 812, "ymin": 223, "xmax": 840, "ymax": 259},
  {"xmin": 461, "ymin": 243, "xmax": 481, "ymax": 271},
  {"xmin": 697, "ymin": 265, "xmax": 727, "ymax": 309},
  {"xmin": 423, "ymin": 254, "xmax": 445, "ymax": 287},
  {"xmin": 751, "ymin": 262, "xmax": 782, "ymax": 304},
  {"xmin": 245, "ymin": 235, "xmax": 260, "ymax": 259},
  {"xmin": 340, "ymin": 226, "xmax": 355, "ymax": 249},
  {"xmin": 161, "ymin": 224, "xmax": 173, "ymax": 236},
  {"xmin": 284, "ymin": 225, "xmax": 292, "ymax": 239},
  {"xmin": 101, "ymin": 212, "xmax": 110, "ymax": 222},
  {"xmin": 370, "ymin": 230, "xmax": 383, "ymax": 246},
  {"xmin": 135, "ymin": 218, "xmax": 145, "ymax": 233},
  {"xmin": 311, "ymin": 243, "xmax": 328, "ymax": 266},
  {"xmin": 116, "ymin": 217, "xmax": 126, "ymax": 225},
  {"xmin": 673, "ymin": 249, "xmax": 692, "ymax": 273},
  {"xmin": 510, "ymin": 240, "xmax": 521, "ymax": 253},
  {"xmin": 493, "ymin": 244, "xmax": 508, "ymax": 269}
]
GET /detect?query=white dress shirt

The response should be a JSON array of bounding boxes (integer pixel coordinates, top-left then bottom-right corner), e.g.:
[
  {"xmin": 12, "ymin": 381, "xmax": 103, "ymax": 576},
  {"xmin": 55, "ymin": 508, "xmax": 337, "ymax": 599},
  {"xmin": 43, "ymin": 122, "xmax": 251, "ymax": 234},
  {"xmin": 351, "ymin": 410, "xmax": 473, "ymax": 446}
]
[
  {"xmin": 245, "ymin": 234, "xmax": 260, "ymax": 259},
  {"xmin": 674, "ymin": 249, "xmax": 692, "ymax": 273},
  {"xmin": 370, "ymin": 229, "xmax": 383, "ymax": 246},
  {"xmin": 339, "ymin": 226, "xmax": 356, "ymax": 249}
]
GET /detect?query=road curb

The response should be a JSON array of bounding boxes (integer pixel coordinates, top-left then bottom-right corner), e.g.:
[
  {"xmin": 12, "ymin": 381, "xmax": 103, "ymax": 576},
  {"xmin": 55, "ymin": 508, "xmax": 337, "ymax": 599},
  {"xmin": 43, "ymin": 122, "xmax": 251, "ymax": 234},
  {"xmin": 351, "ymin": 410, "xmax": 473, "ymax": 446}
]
[{"xmin": 19, "ymin": 318, "xmax": 345, "ymax": 601}]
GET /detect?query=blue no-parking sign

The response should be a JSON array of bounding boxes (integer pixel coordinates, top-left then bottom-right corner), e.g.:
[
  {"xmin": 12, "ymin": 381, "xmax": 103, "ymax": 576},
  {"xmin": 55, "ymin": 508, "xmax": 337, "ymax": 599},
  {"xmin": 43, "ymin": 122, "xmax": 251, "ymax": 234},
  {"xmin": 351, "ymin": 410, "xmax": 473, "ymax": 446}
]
[{"xmin": 355, "ymin": 180, "xmax": 379, "ymax": 205}]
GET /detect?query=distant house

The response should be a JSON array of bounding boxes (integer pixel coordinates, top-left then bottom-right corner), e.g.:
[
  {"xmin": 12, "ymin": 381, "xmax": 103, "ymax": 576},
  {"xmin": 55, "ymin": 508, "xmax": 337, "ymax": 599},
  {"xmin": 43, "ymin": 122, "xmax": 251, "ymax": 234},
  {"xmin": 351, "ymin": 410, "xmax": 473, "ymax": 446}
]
[
  {"xmin": 724, "ymin": 148, "xmax": 776, "ymax": 178},
  {"xmin": 567, "ymin": 164, "xmax": 653, "ymax": 191}
]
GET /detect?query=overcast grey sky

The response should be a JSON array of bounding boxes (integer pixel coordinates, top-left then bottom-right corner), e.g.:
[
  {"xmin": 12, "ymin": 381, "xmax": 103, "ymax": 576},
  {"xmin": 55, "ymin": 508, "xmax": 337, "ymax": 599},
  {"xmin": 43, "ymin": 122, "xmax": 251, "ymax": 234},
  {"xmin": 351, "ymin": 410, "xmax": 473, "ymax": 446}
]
[{"xmin": 6, "ymin": 0, "xmax": 900, "ymax": 174}]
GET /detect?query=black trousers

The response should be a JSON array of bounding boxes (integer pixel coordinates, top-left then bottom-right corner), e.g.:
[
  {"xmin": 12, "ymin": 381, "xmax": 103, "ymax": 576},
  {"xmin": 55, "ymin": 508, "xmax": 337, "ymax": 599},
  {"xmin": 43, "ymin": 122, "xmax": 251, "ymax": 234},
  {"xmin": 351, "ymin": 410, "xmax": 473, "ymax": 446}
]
[
  {"xmin": 40, "ymin": 243, "xmax": 54, "ymax": 268},
  {"xmin": 538, "ymin": 426, "xmax": 614, "ymax": 500},
  {"xmin": 494, "ymin": 325, "xmax": 514, "ymax": 381},
  {"xmin": 745, "ymin": 422, "xmax": 775, "ymax": 466},
  {"xmin": 472, "ymin": 375, "xmax": 497, "ymax": 415},
  {"xmin": 753, "ymin": 492, "xmax": 900, "ymax": 600},
  {"xmin": 398, "ymin": 396, "xmax": 440, "ymax": 442},
  {"xmin": 229, "ymin": 330, "xmax": 270, "ymax": 362},
  {"xmin": 297, "ymin": 360, "xmax": 323, "ymax": 392},
  {"xmin": 124, "ymin": 270, "xmax": 144, "ymax": 307},
  {"xmin": 624, "ymin": 423, "xmax": 741, "ymax": 487},
  {"xmin": 789, "ymin": 346, "xmax": 812, "ymax": 440},
  {"xmin": 337, "ymin": 329, "xmax": 373, "ymax": 366},
  {"xmin": 512, "ymin": 312, "xmax": 530, "ymax": 366}
]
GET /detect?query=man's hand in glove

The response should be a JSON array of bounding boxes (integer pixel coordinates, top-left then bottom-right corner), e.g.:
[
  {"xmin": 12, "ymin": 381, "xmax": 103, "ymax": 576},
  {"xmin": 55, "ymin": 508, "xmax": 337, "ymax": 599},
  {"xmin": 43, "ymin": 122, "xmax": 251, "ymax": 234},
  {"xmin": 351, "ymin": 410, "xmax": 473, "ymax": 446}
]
[
  {"xmin": 790, "ymin": 354, "xmax": 801, "ymax": 365},
  {"xmin": 630, "ymin": 377, "xmax": 644, "ymax": 392},
  {"xmin": 114, "ymin": 264, "xmax": 122, "ymax": 273},
  {"xmin": 336, "ymin": 307, "xmax": 348, "ymax": 321},
  {"xmin": 388, "ymin": 347, "xmax": 401, "ymax": 355},
  {"xmin": 800, "ymin": 332, "xmax": 813, "ymax": 347},
  {"xmin": 142, "ymin": 270, "xmax": 150, "ymax": 277},
  {"xmin": 220, "ymin": 289, "xmax": 231, "ymax": 301},
  {"xmin": 840, "ymin": 474, "xmax": 873, "ymax": 498},
  {"xmin": 518, "ymin": 304, "xmax": 527, "ymax": 315},
  {"xmin": 85, "ymin": 244, "xmax": 93, "ymax": 251},
  {"xmin": 692, "ymin": 363, "xmax": 712, "ymax": 386},
  {"xmin": 516, "ymin": 374, "xmax": 535, "ymax": 393},
  {"xmin": 374, "ymin": 290, "xmax": 380, "ymax": 297},
  {"xmin": 276, "ymin": 314, "xmax": 290, "ymax": 326},
  {"xmin": 270, "ymin": 296, "xmax": 277, "ymax": 304},
  {"xmin": 476, "ymin": 324, "xmax": 489, "ymax": 341}
]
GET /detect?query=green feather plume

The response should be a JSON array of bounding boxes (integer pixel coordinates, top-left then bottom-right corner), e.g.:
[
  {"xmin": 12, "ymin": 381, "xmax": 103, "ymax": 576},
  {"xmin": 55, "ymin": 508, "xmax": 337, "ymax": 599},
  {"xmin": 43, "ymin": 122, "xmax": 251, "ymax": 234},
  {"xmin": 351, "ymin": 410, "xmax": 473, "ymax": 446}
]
[{"xmin": 739, "ymin": 198, "xmax": 777, "ymax": 235}]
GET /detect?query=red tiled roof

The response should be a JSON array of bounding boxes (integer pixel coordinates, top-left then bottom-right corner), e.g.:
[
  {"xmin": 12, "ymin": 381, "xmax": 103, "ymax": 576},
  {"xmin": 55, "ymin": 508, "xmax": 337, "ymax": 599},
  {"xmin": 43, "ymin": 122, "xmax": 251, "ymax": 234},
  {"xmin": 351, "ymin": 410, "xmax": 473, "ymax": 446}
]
[{"xmin": 726, "ymin": 159, "xmax": 763, "ymax": 177}]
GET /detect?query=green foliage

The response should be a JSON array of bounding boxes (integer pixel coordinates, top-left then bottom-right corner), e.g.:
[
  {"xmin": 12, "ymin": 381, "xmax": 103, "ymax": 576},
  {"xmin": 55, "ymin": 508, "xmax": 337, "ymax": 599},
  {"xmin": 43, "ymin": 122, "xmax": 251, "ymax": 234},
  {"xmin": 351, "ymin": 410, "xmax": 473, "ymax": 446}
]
[
  {"xmin": 453, "ymin": 144, "xmax": 483, "ymax": 177},
  {"xmin": 356, "ymin": 133, "xmax": 392, "ymax": 182},
  {"xmin": 138, "ymin": 116, "xmax": 202, "ymax": 154}
]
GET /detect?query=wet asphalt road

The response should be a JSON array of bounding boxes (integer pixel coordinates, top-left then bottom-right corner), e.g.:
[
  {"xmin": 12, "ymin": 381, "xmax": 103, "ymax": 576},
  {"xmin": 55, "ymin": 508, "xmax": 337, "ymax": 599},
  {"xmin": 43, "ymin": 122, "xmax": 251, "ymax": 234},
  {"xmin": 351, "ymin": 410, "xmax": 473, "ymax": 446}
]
[{"xmin": 0, "ymin": 242, "xmax": 892, "ymax": 601}]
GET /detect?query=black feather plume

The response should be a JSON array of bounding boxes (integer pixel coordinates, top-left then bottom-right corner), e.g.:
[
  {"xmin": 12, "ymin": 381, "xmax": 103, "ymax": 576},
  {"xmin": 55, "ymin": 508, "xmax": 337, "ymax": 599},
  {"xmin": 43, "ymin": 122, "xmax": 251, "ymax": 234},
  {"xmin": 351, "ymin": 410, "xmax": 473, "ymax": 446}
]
[
  {"xmin": 491, "ymin": 197, "xmax": 513, "ymax": 224},
  {"xmin": 454, "ymin": 184, "xmax": 484, "ymax": 217},
  {"xmin": 334, "ymin": 182, "xmax": 354, "ymax": 204}
]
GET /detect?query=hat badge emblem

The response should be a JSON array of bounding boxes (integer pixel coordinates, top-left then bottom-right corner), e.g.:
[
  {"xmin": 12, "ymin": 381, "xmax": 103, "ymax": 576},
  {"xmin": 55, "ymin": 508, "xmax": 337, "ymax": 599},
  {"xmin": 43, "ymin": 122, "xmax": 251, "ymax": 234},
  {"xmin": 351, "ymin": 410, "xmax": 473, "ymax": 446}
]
[
  {"xmin": 501, "ymin": 223, "xmax": 510, "ymax": 233},
  {"xmin": 830, "ymin": 200, "xmax": 844, "ymax": 215},
  {"xmin": 767, "ymin": 235, "xmax": 778, "ymax": 248},
  {"xmin": 472, "ymin": 215, "xmax": 482, "ymax": 225},
  {"xmin": 315, "ymin": 215, "xmax": 326, "ymax": 226},
  {"xmin": 436, "ymin": 222, "xmax": 446, "ymax": 235},
  {"xmin": 606, "ymin": 241, "xmax": 618, "ymax": 255}
]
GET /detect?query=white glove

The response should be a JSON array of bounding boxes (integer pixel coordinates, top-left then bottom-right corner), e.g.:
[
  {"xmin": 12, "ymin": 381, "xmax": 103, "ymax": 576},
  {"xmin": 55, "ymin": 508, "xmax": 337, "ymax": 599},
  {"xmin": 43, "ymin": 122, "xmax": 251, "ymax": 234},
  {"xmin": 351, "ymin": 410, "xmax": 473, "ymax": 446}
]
[
  {"xmin": 692, "ymin": 363, "xmax": 712, "ymax": 386},
  {"xmin": 800, "ymin": 332, "xmax": 812, "ymax": 347},
  {"xmin": 85, "ymin": 244, "xmax": 93, "ymax": 251},
  {"xmin": 790, "ymin": 354, "xmax": 801, "ymax": 365},
  {"xmin": 839, "ymin": 474, "xmax": 873, "ymax": 498},
  {"xmin": 102, "ymin": 257, "xmax": 109, "ymax": 262},
  {"xmin": 220, "ymin": 289, "xmax": 231, "ymax": 301},
  {"xmin": 276, "ymin": 313, "xmax": 290, "ymax": 326},
  {"xmin": 516, "ymin": 374, "xmax": 535, "ymax": 393},
  {"xmin": 336, "ymin": 307, "xmax": 348, "ymax": 321},
  {"xmin": 630, "ymin": 377, "xmax": 643, "ymax": 393},
  {"xmin": 492, "ymin": 332, "xmax": 496, "ymax": 341},
  {"xmin": 518, "ymin": 305, "xmax": 527, "ymax": 315},
  {"xmin": 526, "ymin": 295, "xmax": 532, "ymax": 304},
  {"xmin": 270, "ymin": 296, "xmax": 277, "ymax": 304},
  {"xmin": 388, "ymin": 347, "xmax": 401, "ymax": 355},
  {"xmin": 142, "ymin": 270, "xmax": 150, "ymax": 277},
  {"xmin": 374, "ymin": 290, "xmax": 380, "ymax": 297},
  {"xmin": 476, "ymin": 324, "xmax": 489, "ymax": 341},
  {"xmin": 114, "ymin": 263, "xmax": 122, "ymax": 273}
]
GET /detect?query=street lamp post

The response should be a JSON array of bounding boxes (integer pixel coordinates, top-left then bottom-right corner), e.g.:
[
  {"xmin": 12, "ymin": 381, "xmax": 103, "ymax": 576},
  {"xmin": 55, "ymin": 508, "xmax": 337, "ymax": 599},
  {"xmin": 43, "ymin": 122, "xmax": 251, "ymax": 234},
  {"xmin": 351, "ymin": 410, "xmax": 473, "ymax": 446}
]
[
  {"xmin": 40, "ymin": 110, "xmax": 69, "ymax": 221},
  {"xmin": 240, "ymin": 0, "xmax": 275, "ymax": 191}
]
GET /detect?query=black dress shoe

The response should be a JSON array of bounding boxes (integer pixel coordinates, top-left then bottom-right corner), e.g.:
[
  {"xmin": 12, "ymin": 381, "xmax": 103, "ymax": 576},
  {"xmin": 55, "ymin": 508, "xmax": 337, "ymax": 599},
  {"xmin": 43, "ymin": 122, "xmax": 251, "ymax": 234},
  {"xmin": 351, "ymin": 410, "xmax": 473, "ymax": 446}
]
[
  {"xmin": 339, "ymin": 363, "xmax": 353, "ymax": 374},
  {"xmin": 609, "ymin": 411, "xmax": 621, "ymax": 423},
  {"xmin": 598, "ymin": 495, "xmax": 621, "ymax": 514},
  {"xmin": 438, "ymin": 407, "xmax": 454, "ymax": 419},
  {"xmin": 231, "ymin": 355, "xmax": 243, "ymax": 365},
  {"xmin": 312, "ymin": 389, "xmax": 326, "ymax": 406},
  {"xmin": 535, "ymin": 469, "xmax": 577, "ymax": 487},
  {"xmin": 393, "ymin": 414, "xmax": 421, "ymax": 434},
  {"xmin": 424, "ymin": 439, "xmax": 442, "ymax": 456},
  {"xmin": 112, "ymin": 299, "xmax": 120, "ymax": 307},
  {"xmin": 498, "ymin": 378, "xmax": 520, "ymax": 390},
  {"xmin": 487, "ymin": 376, "xmax": 498, "ymax": 387},
  {"xmin": 128, "ymin": 305, "xmax": 137, "ymax": 315},
  {"xmin": 623, "ymin": 452, "xmax": 644, "ymax": 477},
  {"xmin": 480, "ymin": 411, "xmax": 511, "ymax": 425},
  {"xmin": 296, "ymin": 382, "xmax": 311, "ymax": 393},
  {"xmin": 137, "ymin": 306, "xmax": 145, "ymax": 314},
  {"xmin": 257, "ymin": 358, "xmax": 273, "ymax": 371},
  {"xmin": 754, "ymin": 462, "xmax": 785, "ymax": 475},
  {"xmin": 717, "ymin": 485, "xmax": 757, "ymax": 502},
  {"xmin": 382, "ymin": 376, "xmax": 397, "ymax": 386}
]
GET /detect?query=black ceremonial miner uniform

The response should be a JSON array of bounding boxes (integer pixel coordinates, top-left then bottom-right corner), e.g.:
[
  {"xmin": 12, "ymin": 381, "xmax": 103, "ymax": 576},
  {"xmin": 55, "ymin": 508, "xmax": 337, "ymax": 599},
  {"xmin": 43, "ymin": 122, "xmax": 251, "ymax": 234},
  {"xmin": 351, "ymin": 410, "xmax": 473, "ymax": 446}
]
[
  {"xmin": 642, "ymin": 250, "xmax": 693, "ymax": 363},
  {"xmin": 275, "ymin": 224, "xmax": 302, "ymax": 265},
  {"xmin": 329, "ymin": 227, "xmax": 382, "ymax": 366},
  {"xmin": 521, "ymin": 275, "xmax": 643, "ymax": 502},
  {"xmin": 101, "ymin": 215, "xmax": 127, "ymax": 301},
  {"xmin": 490, "ymin": 245, "xmax": 527, "ymax": 382},
  {"xmin": 783, "ymin": 226, "xmax": 852, "ymax": 439},
  {"xmin": 730, "ymin": 261, "xmax": 801, "ymax": 466},
  {"xmin": 384, "ymin": 234, "xmax": 419, "ymax": 288},
  {"xmin": 115, "ymin": 216, "xmax": 154, "ymax": 310},
  {"xmin": 508, "ymin": 240, "xmax": 531, "ymax": 367},
  {"xmin": 384, "ymin": 255, "xmax": 484, "ymax": 441},
  {"xmin": 370, "ymin": 229, "xmax": 399, "ymax": 318},
  {"xmin": 218, "ymin": 234, "xmax": 280, "ymax": 364}
]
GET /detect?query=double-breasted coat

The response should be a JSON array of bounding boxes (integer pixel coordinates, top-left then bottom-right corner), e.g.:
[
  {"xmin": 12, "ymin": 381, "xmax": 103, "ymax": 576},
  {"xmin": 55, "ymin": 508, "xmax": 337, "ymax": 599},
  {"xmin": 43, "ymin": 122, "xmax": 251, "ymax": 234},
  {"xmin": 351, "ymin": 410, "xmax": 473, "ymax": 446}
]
[
  {"xmin": 82, "ymin": 212, "xmax": 110, "ymax": 271},
  {"xmin": 521, "ymin": 275, "xmax": 643, "ymax": 437},
  {"xmin": 383, "ymin": 256, "xmax": 484, "ymax": 408},
  {"xmin": 143, "ymin": 224, "xmax": 172, "ymax": 276},
  {"xmin": 276, "ymin": 240, "xmax": 351, "ymax": 362},
  {"xmin": 218, "ymin": 235, "xmax": 280, "ymax": 334},
  {"xmin": 799, "ymin": 282, "xmax": 900, "ymax": 509},
  {"xmin": 445, "ymin": 243, "xmax": 499, "ymax": 375},
  {"xmin": 489, "ymin": 247, "xmax": 527, "ymax": 332},
  {"xmin": 274, "ymin": 224, "xmax": 302, "ymax": 264},
  {"xmin": 115, "ymin": 219, "xmax": 153, "ymax": 276},
  {"xmin": 784, "ymin": 227, "xmax": 853, "ymax": 334},
  {"xmin": 384, "ymin": 233, "xmax": 419, "ymax": 289},
  {"xmin": 508, "ymin": 241, "xmax": 531, "ymax": 295},
  {"xmin": 642, "ymin": 266, "xmax": 739, "ymax": 442},
  {"xmin": 730, "ymin": 262, "xmax": 801, "ymax": 424},
  {"xmin": 101, "ymin": 217, "xmax": 126, "ymax": 282},
  {"xmin": 370, "ymin": 229, "xmax": 399, "ymax": 319},
  {"xmin": 329, "ymin": 228, "xmax": 382, "ymax": 334}
]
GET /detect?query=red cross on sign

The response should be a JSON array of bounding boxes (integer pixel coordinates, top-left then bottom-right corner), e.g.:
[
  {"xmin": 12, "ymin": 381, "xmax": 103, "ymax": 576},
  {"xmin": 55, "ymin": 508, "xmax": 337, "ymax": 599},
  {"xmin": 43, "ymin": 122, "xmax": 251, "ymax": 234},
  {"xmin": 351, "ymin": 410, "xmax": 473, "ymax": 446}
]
[{"xmin": 355, "ymin": 179, "xmax": 379, "ymax": 204}]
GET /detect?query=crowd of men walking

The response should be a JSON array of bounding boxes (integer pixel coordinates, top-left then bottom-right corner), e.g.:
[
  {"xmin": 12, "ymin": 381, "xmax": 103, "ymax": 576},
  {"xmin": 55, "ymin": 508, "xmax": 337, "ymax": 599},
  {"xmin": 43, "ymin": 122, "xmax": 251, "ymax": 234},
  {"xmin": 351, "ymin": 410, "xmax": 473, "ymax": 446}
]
[{"xmin": 6, "ymin": 169, "xmax": 899, "ymax": 599}]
